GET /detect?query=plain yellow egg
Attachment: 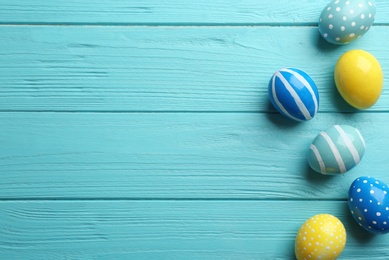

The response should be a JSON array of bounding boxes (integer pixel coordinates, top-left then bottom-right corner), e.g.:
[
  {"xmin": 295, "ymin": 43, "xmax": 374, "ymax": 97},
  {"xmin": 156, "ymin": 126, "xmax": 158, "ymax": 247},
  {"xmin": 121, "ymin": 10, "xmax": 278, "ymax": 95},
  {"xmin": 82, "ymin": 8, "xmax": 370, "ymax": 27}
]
[
  {"xmin": 334, "ymin": 50, "xmax": 383, "ymax": 109},
  {"xmin": 295, "ymin": 214, "xmax": 346, "ymax": 260}
]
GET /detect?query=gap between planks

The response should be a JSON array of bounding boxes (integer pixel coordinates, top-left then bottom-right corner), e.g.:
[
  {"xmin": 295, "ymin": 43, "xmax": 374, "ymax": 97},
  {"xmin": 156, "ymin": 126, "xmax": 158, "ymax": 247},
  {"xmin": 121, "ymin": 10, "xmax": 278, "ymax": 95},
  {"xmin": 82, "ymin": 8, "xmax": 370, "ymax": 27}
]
[
  {"xmin": 0, "ymin": 198, "xmax": 348, "ymax": 202},
  {"xmin": 0, "ymin": 23, "xmax": 387, "ymax": 27},
  {"xmin": 0, "ymin": 110, "xmax": 388, "ymax": 114}
]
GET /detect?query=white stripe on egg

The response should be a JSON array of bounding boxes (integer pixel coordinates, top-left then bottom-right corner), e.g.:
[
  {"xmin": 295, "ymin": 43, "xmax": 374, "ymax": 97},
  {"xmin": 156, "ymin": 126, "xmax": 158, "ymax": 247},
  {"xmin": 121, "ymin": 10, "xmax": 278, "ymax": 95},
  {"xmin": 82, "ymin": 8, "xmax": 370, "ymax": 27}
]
[
  {"xmin": 281, "ymin": 68, "xmax": 318, "ymax": 115},
  {"xmin": 271, "ymin": 73, "xmax": 303, "ymax": 122},
  {"xmin": 310, "ymin": 144, "xmax": 326, "ymax": 174},
  {"xmin": 334, "ymin": 125, "xmax": 360, "ymax": 165},
  {"xmin": 276, "ymin": 71, "xmax": 312, "ymax": 120},
  {"xmin": 320, "ymin": 131, "xmax": 347, "ymax": 173}
]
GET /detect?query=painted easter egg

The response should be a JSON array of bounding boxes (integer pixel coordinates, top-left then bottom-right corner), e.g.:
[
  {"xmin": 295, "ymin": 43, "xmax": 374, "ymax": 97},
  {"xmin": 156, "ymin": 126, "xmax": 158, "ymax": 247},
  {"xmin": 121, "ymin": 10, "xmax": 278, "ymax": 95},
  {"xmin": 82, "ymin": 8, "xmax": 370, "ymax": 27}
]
[
  {"xmin": 335, "ymin": 50, "xmax": 383, "ymax": 109},
  {"xmin": 319, "ymin": 0, "xmax": 376, "ymax": 44},
  {"xmin": 295, "ymin": 214, "xmax": 346, "ymax": 260},
  {"xmin": 348, "ymin": 176, "xmax": 389, "ymax": 234},
  {"xmin": 268, "ymin": 68, "xmax": 319, "ymax": 121},
  {"xmin": 308, "ymin": 125, "xmax": 365, "ymax": 175}
]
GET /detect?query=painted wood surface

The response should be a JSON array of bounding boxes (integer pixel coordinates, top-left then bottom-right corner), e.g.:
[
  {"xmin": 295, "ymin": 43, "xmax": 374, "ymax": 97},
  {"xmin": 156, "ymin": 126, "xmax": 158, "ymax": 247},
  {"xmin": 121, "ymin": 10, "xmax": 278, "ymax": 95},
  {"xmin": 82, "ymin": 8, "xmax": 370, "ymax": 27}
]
[
  {"xmin": 0, "ymin": 26, "xmax": 388, "ymax": 113},
  {"xmin": 1, "ymin": 0, "xmax": 389, "ymax": 259},
  {"xmin": 0, "ymin": 0, "xmax": 389, "ymax": 25},
  {"xmin": 1, "ymin": 201, "xmax": 389, "ymax": 259},
  {"xmin": 1, "ymin": 112, "xmax": 388, "ymax": 200}
]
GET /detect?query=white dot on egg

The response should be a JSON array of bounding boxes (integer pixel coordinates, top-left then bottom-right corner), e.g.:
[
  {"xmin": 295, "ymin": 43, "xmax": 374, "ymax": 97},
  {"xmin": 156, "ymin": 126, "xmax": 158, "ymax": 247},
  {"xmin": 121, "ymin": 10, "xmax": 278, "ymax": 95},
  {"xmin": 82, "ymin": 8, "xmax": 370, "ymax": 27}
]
[
  {"xmin": 361, "ymin": 25, "xmax": 365, "ymax": 30},
  {"xmin": 335, "ymin": 37, "xmax": 340, "ymax": 41},
  {"xmin": 386, "ymin": 207, "xmax": 389, "ymax": 211},
  {"xmin": 329, "ymin": 14, "xmax": 333, "ymax": 19},
  {"xmin": 327, "ymin": 7, "xmax": 331, "ymax": 11},
  {"xmin": 343, "ymin": 16, "xmax": 347, "ymax": 21},
  {"xmin": 364, "ymin": 209, "xmax": 368, "ymax": 212},
  {"xmin": 341, "ymin": 26, "xmax": 345, "ymax": 31},
  {"xmin": 335, "ymin": 0, "xmax": 339, "ymax": 4},
  {"xmin": 368, "ymin": 2, "xmax": 373, "ymax": 6},
  {"xmin": 329, "ymin": 24, "xmax": 334, "ymax": 29},
  {"xmin": 323, "ymin": 33, "xmax": 328, "ymax": 38},
  {"xmin": 346, "ymin": 1, "xmax": 350, "ymax": 4},
  {"xmin": 358, "ymin": 216, "xmax": 362, "ymax": 220},
  {"xmin": 384, "ymin": 222, "xmax": 387, "ymax": 225},
  {"xmin": 373, "ymin": 221, "xmax": 377, "ymax": 224},
  {"xmin": 377, "ymin": 212, "xmax": 382, "ymax": 217},
  {"xmin": 370, "ymin": 190, "xmax": 375, "ymax": 194},
  {"xmin": 359, "ymin": 198, "xmax": 363, "ymax": 202},
  {"xmin": 336, "ymin": 7, "xmax": 341, "ymax": 12},
  {"xmin": 357, "ymin": 188, "xmax": 361, "ymax": 192},
  {"xmin": 350, "ymin": 9, "xmax": 354, "ymax": 14},
  {"xmin": 369, "ymin": 13, "xmax": 372, "ymax": 18},
  {"xmin": 361, "ymin": 14, "xmax": 365, "ymax": 19},
  {"xmin": 351, "ymin": 22, "xmax": 356, "ymax": 27},
  {"xmin": 365, "ymin": 26, "xmax": 369, "ymax": 31},
  {"xmin": 363, "ymin": 180, "xmax": 368, "ymax": 183}
]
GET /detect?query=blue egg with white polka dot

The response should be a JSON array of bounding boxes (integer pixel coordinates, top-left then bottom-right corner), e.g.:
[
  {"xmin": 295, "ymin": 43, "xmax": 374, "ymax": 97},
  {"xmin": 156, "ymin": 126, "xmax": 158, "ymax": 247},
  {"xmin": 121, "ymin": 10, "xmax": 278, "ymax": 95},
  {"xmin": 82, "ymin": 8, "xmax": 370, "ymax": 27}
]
[
  {"xmin": 348, "ymin": 176, "xmax": 389, "ymax": 234},
  {"xmin": 268, "ymin": 68, "xmax": 319, "ymax": 122},
  {"xmin": 319, "ymin": 0, "xmax": 376, "ymax": 45}
]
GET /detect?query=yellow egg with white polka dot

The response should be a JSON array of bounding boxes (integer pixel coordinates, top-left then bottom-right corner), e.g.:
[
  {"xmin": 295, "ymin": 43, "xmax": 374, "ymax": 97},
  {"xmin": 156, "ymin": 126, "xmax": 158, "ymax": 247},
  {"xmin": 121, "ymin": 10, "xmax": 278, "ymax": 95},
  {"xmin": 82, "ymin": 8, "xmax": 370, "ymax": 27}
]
[
  {"xmin": 335, "ymin": 50, "xmax": 383, "ymax": 109},
  {"xmin": 295, "ymin": 214, "xmax": 346, "ymax": 260}
]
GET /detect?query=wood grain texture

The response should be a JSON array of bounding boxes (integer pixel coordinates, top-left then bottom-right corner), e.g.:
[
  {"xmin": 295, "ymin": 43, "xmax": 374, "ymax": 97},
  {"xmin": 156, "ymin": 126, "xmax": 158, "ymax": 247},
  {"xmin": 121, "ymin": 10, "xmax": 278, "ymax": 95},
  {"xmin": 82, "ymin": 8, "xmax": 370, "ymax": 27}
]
[
  {"xmin": 0, "ymin": 0, "xmax": 388, "ymax": 25},
  {"xmin": 1, "ymin": 112, "xmax": 388, "ymax": 200},
  {"xmin": 2, "ymin": 0, "xmax": 389, "ymax": 259},
  {"xmin": 0, "ymin": 26, "xmax": 388, "ymax": 113},
  {"xmin": 1, "ymin": 200, "xmax": 389, "ymax": 259}
]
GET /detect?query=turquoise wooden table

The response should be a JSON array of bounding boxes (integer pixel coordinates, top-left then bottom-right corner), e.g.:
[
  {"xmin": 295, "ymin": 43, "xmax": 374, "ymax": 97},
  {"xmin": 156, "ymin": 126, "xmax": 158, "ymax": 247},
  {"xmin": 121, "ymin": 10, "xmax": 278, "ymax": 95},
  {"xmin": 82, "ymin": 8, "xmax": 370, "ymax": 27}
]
[{"xmin": 1, "ymin": 1, "xmax": 389, "ymax": 259}]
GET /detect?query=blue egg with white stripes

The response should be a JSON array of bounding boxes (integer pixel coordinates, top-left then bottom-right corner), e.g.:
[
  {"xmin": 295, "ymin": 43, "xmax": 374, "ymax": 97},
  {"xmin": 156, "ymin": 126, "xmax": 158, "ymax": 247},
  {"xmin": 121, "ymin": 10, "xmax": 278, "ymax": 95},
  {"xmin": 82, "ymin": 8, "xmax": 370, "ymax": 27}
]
[
  {"xmin": 308, "ymin": 125, "xmax": 365, "ymax": 175},
  {"xmin": 268, "ymin": 68, "xmax": 319, "ymax": 121}
]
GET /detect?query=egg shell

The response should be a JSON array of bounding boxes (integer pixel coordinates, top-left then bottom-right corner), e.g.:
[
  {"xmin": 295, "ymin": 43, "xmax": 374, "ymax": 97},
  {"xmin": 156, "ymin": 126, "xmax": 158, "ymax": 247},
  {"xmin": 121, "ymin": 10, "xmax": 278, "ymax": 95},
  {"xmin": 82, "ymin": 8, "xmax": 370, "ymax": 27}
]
[
  {"xmin": 335, "ymin": 49, "xmax": 383, "ymax": 109},
  {"xmin": 268, "ymin": 68, "xmax": 319, "ymax": 122},
  {"xmin": 319, "ymin": 0, "xmax": 376, "ymax": 45},
  {"xmin": 348, "ymin": 176, "xmax": 389, "ymax": 234},
  {"xmin": 295, "ymin": 214, "xmax": 346, "ymax": 260},
  {"xmin": 308, "ymin": 125, "xmax": 365, "ymax": 175}
]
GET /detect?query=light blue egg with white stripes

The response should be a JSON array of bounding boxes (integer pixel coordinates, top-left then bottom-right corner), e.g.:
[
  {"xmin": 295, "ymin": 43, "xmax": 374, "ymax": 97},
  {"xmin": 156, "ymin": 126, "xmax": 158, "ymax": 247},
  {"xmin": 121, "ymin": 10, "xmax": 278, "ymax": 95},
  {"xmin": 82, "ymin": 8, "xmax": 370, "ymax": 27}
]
[
  {"xmin": 268, "ymin": 68, "xmax": 319, "ymax": 122},
  {"xmin": 308, "ymin": 125, "xmax": 366, "ymax": 175}
]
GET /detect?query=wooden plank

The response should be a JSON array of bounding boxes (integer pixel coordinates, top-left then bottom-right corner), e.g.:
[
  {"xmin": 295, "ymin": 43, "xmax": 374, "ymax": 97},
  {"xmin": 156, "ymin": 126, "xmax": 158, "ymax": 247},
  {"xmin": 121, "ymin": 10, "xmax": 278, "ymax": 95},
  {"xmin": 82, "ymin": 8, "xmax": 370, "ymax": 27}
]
[
  {"xmin": 0, "ymin": 200, "xmax": 388, "ymax": 259},
  {"xmin": 0, "ymin": 26, "xmax": 388, "ymax": 112},
  {"xmin": 1, "ymin": 112, "xmax": 388, "ymax": 199},
  {"xmin": 0, "ymin": 0, "xmax": 388, "ymax": 25}
]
